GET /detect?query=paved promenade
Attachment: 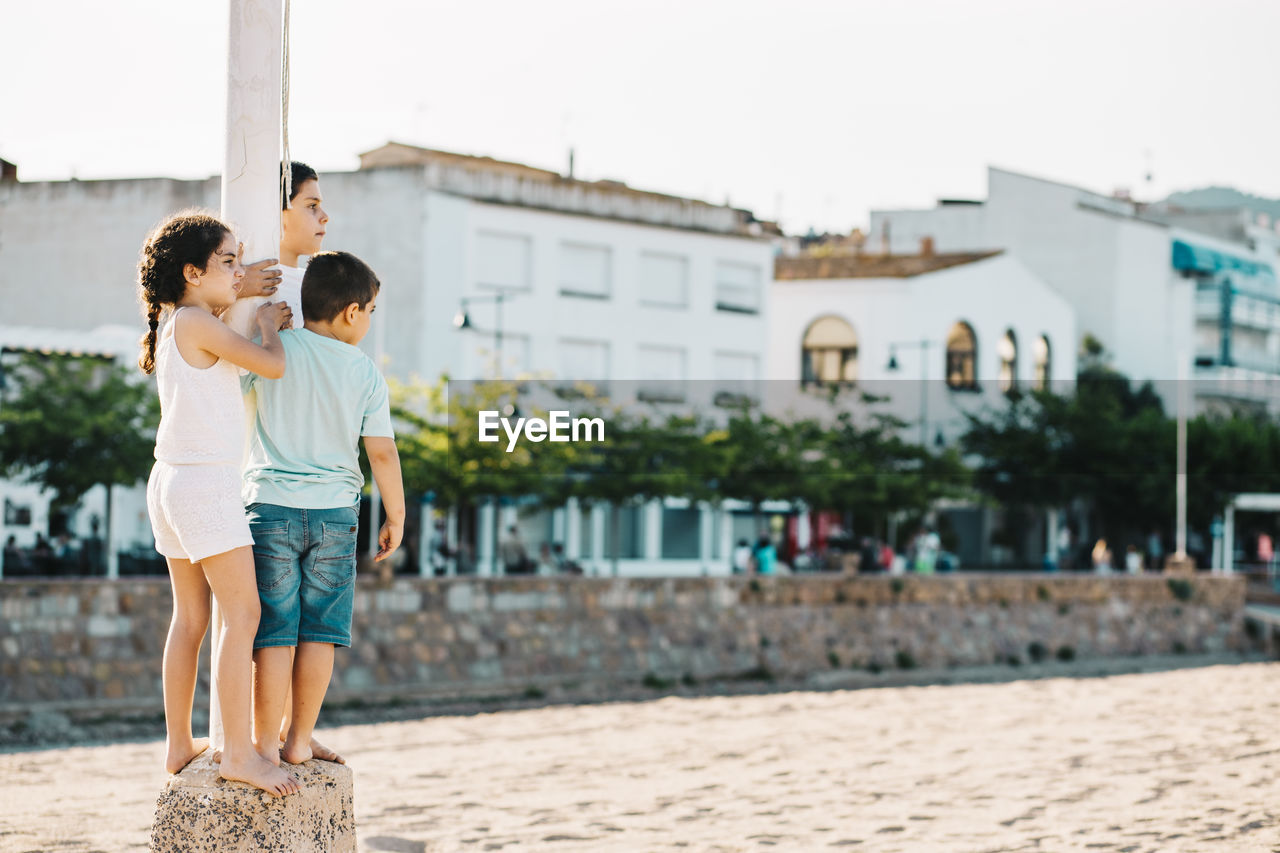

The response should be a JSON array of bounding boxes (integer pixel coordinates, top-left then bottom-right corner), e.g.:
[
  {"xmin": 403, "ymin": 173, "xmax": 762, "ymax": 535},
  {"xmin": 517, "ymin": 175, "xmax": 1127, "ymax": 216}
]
[{"xmin": 2, "ymin": 663, "xmax": 1278, "ymax": 851}]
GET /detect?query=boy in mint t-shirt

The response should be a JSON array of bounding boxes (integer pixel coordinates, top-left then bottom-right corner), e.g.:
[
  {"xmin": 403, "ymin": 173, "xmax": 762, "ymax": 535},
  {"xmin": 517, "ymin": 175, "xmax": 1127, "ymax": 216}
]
[{"xmin": 242, "ymin": 250, "xmax": 405, "ymax": 766}]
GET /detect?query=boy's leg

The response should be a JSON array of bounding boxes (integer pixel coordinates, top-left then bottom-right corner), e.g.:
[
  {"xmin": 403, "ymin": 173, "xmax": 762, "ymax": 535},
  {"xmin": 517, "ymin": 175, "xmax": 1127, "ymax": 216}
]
[
  {"xmin": 286, "ymin": 504, "xmax": 358, "ymax": 765},
  {"xmin": 245, "ymin": 503, "xmax": 304, "ymax": 765},
  {"xmin": 281, "ymin": 641, "xmax": 335, "ymax": 764},
  {"xmin": 252, "ymin": 646, "xmax": 294, "ymax": 764},
  {"xmin": 277, "ymin": 652, "xmax": 345, "ymax": 763},
  {"xmin": 162, "ymin": 556, "xmax": 211, "ymax": 774}
]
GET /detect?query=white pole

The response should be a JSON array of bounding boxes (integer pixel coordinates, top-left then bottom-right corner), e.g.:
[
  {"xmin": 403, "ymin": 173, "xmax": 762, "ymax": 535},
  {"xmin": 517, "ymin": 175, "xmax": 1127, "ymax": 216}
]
[
  {"xmin": 1224, "ymin": 504, "xmax": 1235, "ymax": 575},
  {"xmin": 565, "ymin": 497, "xmax": 581, "ymax": 561},
  {"xmin": 212, "ymin": 0, "xmax": 283, "ymax": 751},
  {"xmin": 105, "ymin": 484, "xmax": 118, "ymax": 580},
  {"xmin": 1175, "ymin": 356, "xmax": 1188, "ymax": 559},
  {"xmin": 418, "ymin": 497, "xmax": 433, "ymax": 577}
]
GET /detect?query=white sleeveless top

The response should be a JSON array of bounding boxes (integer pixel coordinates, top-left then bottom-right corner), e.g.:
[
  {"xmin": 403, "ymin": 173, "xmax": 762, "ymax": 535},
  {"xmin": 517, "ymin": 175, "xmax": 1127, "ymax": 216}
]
[{"xmin": 153, "ymin": 307, "xmax": 245, "ymax": 465}]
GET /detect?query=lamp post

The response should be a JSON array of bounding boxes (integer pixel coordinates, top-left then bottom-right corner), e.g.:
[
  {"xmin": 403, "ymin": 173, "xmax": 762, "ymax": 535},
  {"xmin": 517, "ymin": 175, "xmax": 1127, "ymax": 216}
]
[
  {"xmin": 886, "ymin": 339, "xmax": 934, "ymax": 447},
  {"xmin": 453, "ymin": 292, "xmax": 512, "ymax": 379}
]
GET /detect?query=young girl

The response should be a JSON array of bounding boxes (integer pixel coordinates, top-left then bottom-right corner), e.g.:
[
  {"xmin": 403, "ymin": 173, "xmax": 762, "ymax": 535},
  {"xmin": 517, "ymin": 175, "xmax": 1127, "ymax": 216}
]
[{"xmin": 138, "ymin": 211, "xmax": 300, "ymax": 797}]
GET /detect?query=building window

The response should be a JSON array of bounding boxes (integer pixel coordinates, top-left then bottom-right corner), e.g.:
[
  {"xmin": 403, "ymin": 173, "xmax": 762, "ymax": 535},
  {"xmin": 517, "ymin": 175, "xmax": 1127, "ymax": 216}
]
[
  {"xmin": 1033, "ymin": 335, "xmax": 1051, "ymax": 390},
  {"xmin": 998, "ymin": 329, "xmax": 1018, "ymax": 394},
  {"xmin": 475, "ymin": 231, "xmax": 531, "ymax": 291},
  {"xmin": 474, "ymin": 332, "xmax": 529, "ymax": 380},
  {"xmin": 946, "ymin": 321, "xmax": 978, "ymax": 390},
  {"xmin": 639, "ymin": 252, "xmax": 688, "ymax": 308},
  {"xmin": 714, "ymin": 350, "xmax": 760, "ymax": 406},
  {"xmin": 661, "ymin": 506, "xmax": 701, "ymax": 559},
  {"xmin": 559, "ymin": 242, "xmax": 611, "ymax": 299},
  {"xmin": 557, "ymin": 338, "xmax": 610, "ymax": 381},
  {"xmin": 715, "ymin": 261, "xmax": 761, "ymax": 314},
  {"xmin": 636, "ymin": 344, "xmax": 686, "ymax": 402},
  {"xmin": 801, "ymin": 315, "xmax": 857, "ymax": 386}
]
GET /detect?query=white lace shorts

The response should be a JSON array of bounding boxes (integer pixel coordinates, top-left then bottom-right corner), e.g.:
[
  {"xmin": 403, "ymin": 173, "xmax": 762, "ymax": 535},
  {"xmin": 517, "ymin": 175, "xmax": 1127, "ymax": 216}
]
[{"xmin": 146, "ymin": 461, "xmax": 253, "ymax": 563}]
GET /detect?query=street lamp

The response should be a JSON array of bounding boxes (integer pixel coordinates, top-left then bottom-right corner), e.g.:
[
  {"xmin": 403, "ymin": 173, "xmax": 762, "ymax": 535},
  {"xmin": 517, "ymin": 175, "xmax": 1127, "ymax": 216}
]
[
  {"xmin": 886, "ymin": 339, "xmax": 935, "ymax": 447},
  {"xmin": 453, "ymin": 292, "xmax": 514, "ymax": 378}
]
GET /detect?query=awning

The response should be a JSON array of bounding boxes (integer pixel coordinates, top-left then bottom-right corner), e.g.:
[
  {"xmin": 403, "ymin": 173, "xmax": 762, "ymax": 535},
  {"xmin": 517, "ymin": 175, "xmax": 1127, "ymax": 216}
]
[{"xmin": 1172, "ymin": 239, "xmax": 1275, "ymax": 281}]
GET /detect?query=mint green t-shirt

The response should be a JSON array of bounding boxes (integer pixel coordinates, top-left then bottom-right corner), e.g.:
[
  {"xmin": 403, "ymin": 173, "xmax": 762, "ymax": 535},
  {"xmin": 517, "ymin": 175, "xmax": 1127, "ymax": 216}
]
[{"xmin": 242, "ymin": 329, "xmax": 394, "ymax": 509}]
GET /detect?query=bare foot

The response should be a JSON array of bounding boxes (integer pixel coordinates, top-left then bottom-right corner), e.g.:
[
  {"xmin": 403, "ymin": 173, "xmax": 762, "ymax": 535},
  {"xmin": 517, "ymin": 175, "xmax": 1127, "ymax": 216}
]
[
  {"xmin": 280, "ymin": 729, "xmax": 345, "ymax": 765},
  {"xmin": 219, "ymin": 751, "xmax": 301, "ymax": 798},
  {"xmin": 165, "ymin": 737, "xmax": 210, "ymax": 774},
  {"xmin": 255, "ymin": 738, "xmax": 283, "ymax": 767},
  {"xmin": 307, "ymin": 736, "xmax": 345, "ymax": 765}
]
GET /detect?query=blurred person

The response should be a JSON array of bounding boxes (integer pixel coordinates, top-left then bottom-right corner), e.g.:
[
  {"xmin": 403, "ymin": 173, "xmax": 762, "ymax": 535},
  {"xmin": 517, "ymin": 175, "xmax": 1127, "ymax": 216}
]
[
  {"xmin": 54, "ymin": 531, "xmax": 76, "ymax": 559},
  {"xmin": 1124, "ymin": 544, "xmax": 1142, "ymax": 574},
  {"xmin": 1057, "ymin": 524, "xmax": 1075, "ymax": 571},
  {"xmin": 3, "ymin": 534, "xmax": 25, "ymax": 573},
  {"xmin": 753, "ymin": 534, "xmax": 777, "ymax": 575},
  {"xmin": 914, "ymin": 527, "xmax": 938, "ymax": 574},
  {"xmin": 858, "ymin": 536, "xmax": 879, "ymax": 574},
  {"xmin": 878, "ymin": 540, "xmax": 895, "ymax": 571},
  {"xmin": 536, "ymin": 542, "xmax": 556, "ymax": 575},
  {"xmin": 732, "ymin": 538, "xmax": 753, "ymax": 574},
  {"xmin": 1092, "ymin": 538, "xmax": 1113, "ymax": 575},
  {"xmin": 1146, "ymin": 529, "xmax": 1163, "ymax": 571},
  {"xmin": 499, "ymin": 525, "xmax": 529, "ymax": 574}
]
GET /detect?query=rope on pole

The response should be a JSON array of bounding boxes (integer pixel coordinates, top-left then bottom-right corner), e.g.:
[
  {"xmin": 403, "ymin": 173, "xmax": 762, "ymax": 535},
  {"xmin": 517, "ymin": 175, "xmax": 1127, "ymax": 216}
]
[{"xmin": 281, "ymin": 0, "xmax": 292, "ymax": 207}]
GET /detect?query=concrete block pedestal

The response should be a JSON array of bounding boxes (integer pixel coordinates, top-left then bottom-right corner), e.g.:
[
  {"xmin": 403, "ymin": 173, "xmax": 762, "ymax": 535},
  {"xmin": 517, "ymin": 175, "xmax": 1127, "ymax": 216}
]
[{"xmin": 150, "ymin": 751, "xmax": 354, "ymax": 852}]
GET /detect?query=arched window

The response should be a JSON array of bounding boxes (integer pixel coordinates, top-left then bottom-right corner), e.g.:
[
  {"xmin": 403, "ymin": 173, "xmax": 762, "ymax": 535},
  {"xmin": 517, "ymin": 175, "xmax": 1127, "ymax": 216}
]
[
  {"xmin": 801, "ymin": 315, "xmax": 858, "ymax": 386},
  {"xmin": 1034, "ymin": 335, "xmax": 1051, "ymax": 390},
  {"xmin": 998, "ymin": 329, "xmax": 1018, "ymax": 394},
  {"xmin": 945, "ymin": 321, "xmax": 977, "ymax": 390}
]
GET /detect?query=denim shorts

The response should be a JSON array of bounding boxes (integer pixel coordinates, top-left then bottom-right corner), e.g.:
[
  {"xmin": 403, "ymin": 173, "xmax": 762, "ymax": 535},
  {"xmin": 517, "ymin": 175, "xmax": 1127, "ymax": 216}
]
[{"xmin": 247, "ymin": 502, "xmax": 359, "ymax": 649}]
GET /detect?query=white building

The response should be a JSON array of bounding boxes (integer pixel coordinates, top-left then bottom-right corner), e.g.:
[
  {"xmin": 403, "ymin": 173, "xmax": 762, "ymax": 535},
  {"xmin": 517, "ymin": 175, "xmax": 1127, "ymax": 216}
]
[
  {"xmin": 868, "ymin": 166, "xmax": 1280, "ymax": 413},
  {"xmin": 0, "ymin": 144, "xmax": 778, "ymax": 577},
  {"xmin": 768, "ymin": 248, "xmax": 1077, "ymax": 566}
]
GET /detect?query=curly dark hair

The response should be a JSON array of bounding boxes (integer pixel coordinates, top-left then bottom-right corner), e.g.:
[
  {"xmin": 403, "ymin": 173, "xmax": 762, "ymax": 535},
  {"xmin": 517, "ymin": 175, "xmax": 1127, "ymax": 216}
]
[{"xmin": 136, "ymin": 211, "xmax": 230, "ymax": 374}]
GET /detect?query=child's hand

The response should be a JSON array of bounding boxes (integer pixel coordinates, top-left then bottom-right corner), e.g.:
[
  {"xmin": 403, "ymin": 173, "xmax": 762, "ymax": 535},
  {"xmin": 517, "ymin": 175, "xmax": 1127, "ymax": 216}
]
[
  {"xmin": 237, "ymin": 243, "xmax": 282, "ymax": 299},
  {"xmin": 256, "ymin": 300, "xmax": 292, "ymax": 333},
  {"xmin": 374, "ymin": 519, "xmax": 404, "ymax": 562}
]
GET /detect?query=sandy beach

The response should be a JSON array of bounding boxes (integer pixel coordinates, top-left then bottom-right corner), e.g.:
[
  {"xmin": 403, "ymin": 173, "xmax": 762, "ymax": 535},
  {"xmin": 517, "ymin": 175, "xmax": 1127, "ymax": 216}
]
[{"xmin": 3, "ymin": 662, "xmax": 1279, "ymax": 852}]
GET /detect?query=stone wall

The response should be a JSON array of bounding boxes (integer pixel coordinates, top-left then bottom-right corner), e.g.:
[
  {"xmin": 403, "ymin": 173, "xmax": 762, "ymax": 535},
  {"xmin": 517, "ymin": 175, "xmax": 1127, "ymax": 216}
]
[{"xmin": 0, "ymin": 574, "xmax": 1248, "ymax": 713}]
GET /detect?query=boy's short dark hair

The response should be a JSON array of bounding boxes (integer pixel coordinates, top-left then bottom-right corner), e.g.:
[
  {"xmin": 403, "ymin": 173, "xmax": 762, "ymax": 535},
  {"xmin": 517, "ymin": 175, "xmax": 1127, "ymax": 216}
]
[
  {"xmin": 282, "ymin": 160, "xmax": 319, "ymax": 210},
  {"xmin": 301, "ymin": 251, "xmax": 380, "ymax": 322}
]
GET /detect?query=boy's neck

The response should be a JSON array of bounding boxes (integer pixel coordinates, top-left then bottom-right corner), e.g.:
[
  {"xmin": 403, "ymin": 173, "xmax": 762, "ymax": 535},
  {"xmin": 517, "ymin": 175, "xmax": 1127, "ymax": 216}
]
[
  {"xmin": 304, "ymin": 319, "xmax": 353, "ymax": 345},
  {"xmin": 280, "ymin": 248, "xmax": 302, "ymax": 268}
]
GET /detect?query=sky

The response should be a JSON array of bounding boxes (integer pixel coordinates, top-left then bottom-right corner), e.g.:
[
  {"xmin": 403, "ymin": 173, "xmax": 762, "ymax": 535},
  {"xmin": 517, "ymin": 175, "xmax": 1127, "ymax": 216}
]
[{"xmin": 4, "ymin": 0, "xmax": 1278, "ymax": 235}]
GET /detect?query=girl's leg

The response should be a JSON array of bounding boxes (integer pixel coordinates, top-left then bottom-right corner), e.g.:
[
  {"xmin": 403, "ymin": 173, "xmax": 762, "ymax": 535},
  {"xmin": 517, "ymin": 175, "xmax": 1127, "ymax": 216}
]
[
  {"xmin": 162, "ymin": 557, "xmax": 212, "ymax": 774},
  {"xmin": 200, "ymin": 545, "xmax": 300, "ymax": 797}
]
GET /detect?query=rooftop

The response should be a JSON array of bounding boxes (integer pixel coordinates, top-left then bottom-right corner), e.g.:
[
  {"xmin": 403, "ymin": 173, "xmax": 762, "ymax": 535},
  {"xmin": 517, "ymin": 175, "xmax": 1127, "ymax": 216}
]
[
  {"xmin": 774, "ymin": 250, "xmax": 1002, "ymax": 280},
  {"xmin": 358, "ymin": 142, "xmax": 779, "ymax": 238}
]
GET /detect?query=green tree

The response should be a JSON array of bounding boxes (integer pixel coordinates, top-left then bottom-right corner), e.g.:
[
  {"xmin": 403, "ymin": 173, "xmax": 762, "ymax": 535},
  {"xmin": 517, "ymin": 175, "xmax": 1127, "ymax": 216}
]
[
  {"xmin": 0, "ymin": 353, "xmax": 159, "ymax": 575},
  {"xmin": 962, "ymin": 365, "xmax": 1175, "ymax": 553},
  {"xmin": 558, "ymin": 407, "xmax": 708, "ymax": 575},
  {"xmin": 816, "ymin": 404, "xmax": 969, "ymax": 539}
]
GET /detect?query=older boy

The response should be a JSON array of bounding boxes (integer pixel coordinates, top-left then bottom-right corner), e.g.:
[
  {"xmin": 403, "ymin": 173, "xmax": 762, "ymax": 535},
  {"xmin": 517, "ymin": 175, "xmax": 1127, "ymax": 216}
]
[{"xmin": 242, "ymin": 250, "xmax": 404, "ymax": 766}]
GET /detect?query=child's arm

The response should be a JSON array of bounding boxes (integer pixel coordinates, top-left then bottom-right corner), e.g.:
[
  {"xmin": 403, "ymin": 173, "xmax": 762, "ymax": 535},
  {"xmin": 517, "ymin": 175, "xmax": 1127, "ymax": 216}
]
[
  {"xmin": 363, "ymin": 436, "xmax": 405, "ymax": 562},
  {"xmin": 180, "ymin": 302, "xmax": 292, "ymax": 378},
  {"xmin": 236, "ymin": 242, "xmax": 282, "ymax": 299}
]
